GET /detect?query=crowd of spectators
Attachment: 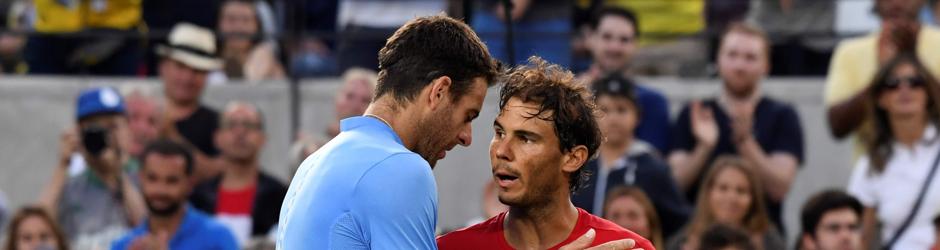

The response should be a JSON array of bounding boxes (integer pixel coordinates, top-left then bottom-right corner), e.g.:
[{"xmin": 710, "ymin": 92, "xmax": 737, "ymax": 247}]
[{"xmin": 3, "ymin": 0, "xmax": 940, "ymax": 250}]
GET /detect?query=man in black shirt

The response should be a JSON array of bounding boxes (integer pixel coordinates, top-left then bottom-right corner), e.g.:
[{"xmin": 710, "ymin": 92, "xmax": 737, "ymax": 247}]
[
  {"xmin": 668, "ymin": 24, "xmax": 804, "ymax": 230},
  {"xmin": 156, "ymin": 23, "xmax": 224, "ymax": 182}
]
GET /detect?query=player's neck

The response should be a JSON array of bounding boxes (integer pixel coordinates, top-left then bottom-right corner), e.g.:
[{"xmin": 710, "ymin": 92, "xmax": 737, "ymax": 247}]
[
  {"xmin": 504, "ymin": 199, "xmax": 579, "ymax": 249},
  {"xmin": 364, "ymin": 98, "xmax": 419, "ymax": 149}
]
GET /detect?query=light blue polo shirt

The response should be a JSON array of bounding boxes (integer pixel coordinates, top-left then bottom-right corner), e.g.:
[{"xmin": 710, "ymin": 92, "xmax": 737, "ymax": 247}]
[
  {"xmin": 111, "ymin": 205, "xmax": 238, "ymax": 250},
  {"xmin": 277, "ymin": 117, "xmax": 438, "ymax": 249}
]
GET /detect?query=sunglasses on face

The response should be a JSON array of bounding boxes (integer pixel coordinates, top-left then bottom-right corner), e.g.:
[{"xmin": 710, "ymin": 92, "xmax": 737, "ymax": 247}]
[{"xmin": 881, "ymin": 75, "xmax": 926, "ymax": 90}]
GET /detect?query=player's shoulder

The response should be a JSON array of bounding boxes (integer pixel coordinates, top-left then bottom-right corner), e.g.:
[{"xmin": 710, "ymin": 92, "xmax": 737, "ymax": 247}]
[
  {"xmin": 437, "ymin": 213, "xmax": 505, "ymax": 249},
  {"xmin": 581, "ymin": 210, "xmax": 656, "ymax": 249}
]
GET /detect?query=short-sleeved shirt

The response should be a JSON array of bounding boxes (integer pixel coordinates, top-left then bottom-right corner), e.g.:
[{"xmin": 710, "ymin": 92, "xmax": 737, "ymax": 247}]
[
  {"xmin": 175, "ymin": 105, "xmax": 220, "ymax": 156},
  {"xmin": 277, "ymin": 117, "xmax": 438, "ymax": 249},
  {"xmin": 634, "ymin": 84, "xmax": 672, "ymax": 154},
  {"xmin": 824, "ymin": 27, "xmax": 940, "ymax": 107},
  {"xmin": 670, "ymin": 97, "xmax": 804, "ymax": 228},
  {"xmin": 847, "ymin": 124, "xmax": 940, "ymax": 250},
  {"xmin": 58, "ymin": 169, "xmax": 133, "ymax": 248},
  {"xmin": 111, "ymin": 205, "xmax": 239, "ymax": 250},
  {"xmin": 437, "ymin": 207, "xmax": 654, "ymax": 250},
  {"xmin": 572, "ymin": 142, "xmax": 690, "ymax": 239}
]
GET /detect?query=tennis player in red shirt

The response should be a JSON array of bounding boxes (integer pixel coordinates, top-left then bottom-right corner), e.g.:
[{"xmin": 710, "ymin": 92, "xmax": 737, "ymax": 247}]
[{"xmin": 437, "ymin": 57, "xmax": 654, "ymax": 250}]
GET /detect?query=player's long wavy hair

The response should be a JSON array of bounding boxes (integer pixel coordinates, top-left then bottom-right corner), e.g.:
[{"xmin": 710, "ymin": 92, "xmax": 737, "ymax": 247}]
[{"xmin": 497, "ymin": 56, "xmax": 602, "ymax": 193}]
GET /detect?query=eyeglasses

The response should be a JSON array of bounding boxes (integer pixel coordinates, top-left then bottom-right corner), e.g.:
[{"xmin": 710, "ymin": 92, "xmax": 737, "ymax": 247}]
[
  {"xmin": 221, "ymin": 120, "xmax": 262, "ymax": 130},
  {"xmin": 882, "ymin": 76, "xmax": 926, "ymax": 90}
]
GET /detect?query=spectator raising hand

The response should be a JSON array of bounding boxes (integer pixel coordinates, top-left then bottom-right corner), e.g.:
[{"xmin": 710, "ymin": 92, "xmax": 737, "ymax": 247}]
[{"xmin": 691, "ymin": 101, "xmax": 719, "ymax": 147}]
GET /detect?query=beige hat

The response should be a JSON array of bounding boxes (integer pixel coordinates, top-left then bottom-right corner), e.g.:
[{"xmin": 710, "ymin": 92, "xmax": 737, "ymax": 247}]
[{"xmin": 156, "ymin": 23, "xmax": 222, "ymax": 71}]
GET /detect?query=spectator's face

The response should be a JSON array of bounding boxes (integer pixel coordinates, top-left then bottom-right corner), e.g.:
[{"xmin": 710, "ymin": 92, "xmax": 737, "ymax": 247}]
[
  {"xmin": 877, "ymin": 0, "xmax": 924, "ymax": 22},
  {"xmin": 708, "ymin": 167, "xmax": 753, "ymax": 226},
  {"xmin": 160, "ymin": 59, "xmax": 208, "ymax": 105},
  {"xmin": 78, "ymin": 114, "xmax": 128, "ymax": 172},
  {"xmin": 140, "ymin": 153, "xmax": 191, "ymax": 217},
  {"xmin": 877, "ymin": 62, "xmax": 928, "ymax": 119},
  {"xmin": 125, "ymin": 96, "xmax": 160, "ymax": 157},
  {"xmin": 802, "ymin": 208, "xmax": 862, "ymax": 250},
  {"xmin": 216, "ymin": 105, "xmax": 265, "ymax": 162},
  {"xmin": 604, "ymin": 196, "xmax": 651, "ymax": 239},
  {"xmin": 15, "ymin": 215, "xmax": 57, "ymax": 250},
  {"xmin": 335, "ymin": 79, "xmax": 373, "ymax": 120},
  {"xmin": 596, "ymin": 95, "xmax": 639, "ymax": 146},
  {"xmin": 718, "ymin": 32, "xmax": 768, "ymax": 98},
  {"xmin": 414, "ymin": 77, "xmax": 486, "ymax": 167},
  {"xmin": 219, "ymin": 1, "xmax": 258, "ymax": 49},
  {"xmin": 590, "ymin": 16, "xmax": 637, "ymax": 73},
  {"xmin": 491, "ymin": 98, "xmax": 569, "ymax": 207}
]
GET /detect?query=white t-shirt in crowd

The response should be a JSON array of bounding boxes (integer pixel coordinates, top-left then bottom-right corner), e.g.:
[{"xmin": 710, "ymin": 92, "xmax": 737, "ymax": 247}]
[{"xmin": 848, "ymin": 124, "xmax": 940, "ymax": 250}]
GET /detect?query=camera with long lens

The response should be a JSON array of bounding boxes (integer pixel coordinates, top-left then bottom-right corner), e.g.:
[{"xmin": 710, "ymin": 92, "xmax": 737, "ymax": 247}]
[{"xmin": 81, "ymin": 125, "xmax": 110, "ymax": 156}]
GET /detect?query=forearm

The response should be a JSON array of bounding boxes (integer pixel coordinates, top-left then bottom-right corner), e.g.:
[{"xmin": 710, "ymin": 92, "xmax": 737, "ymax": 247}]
[
  {"xmin": 862, "ymin": 207, "xmax": 878, "ymax": 249},
  {"xmin": 737, "ymin": 139, "xmax": 796, "ymax": 202},
  {"xmin": 827, "ymin": 90, "xmax": 870, "ymax": 139},
  {"xmin": 38, "ymin": 163, "xmax": 68, "ymax": 217},
  {"xmin": 120, "ymin": 174, "xmax": 147, "ymax": 226},
  {"xmin": 669, "ymin": 143, "xmax": 714, "ymax": 191}
]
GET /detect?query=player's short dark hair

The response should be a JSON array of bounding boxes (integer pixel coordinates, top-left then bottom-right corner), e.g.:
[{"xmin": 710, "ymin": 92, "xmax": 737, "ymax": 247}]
[
  {"xmin": 140, "ymin": 139, "xmax": 195, "ymax": 176},
  {"xmin": 800, "ymin": 190, "xmax": 863, "ymax": 239},
  {"xmin": 700, "ymin": 224, "xmax": 757, "ymax": 250},
  {"xmin": 591, "ymin": 6, "xmax": 640, "ymax": 38},
  {"xmin": 375, "ymin": 15, "xmax": 499, "ymax": 105},
  {"xmin": 591, "ymin": 73, "xmax": 643, "ymax": 116},
  {"xmin": 498, "ymin": 56, "xmax": 602, "ymax": 193}
]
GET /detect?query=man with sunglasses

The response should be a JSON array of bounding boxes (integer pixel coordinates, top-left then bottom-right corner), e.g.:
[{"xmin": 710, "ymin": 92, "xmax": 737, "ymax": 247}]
[
  {"xmin": 190, "ymin": 102, "xmax": 287, "ymax": 247},
  {"xmin": 798, "ymin": 190, "xmax": 863, "ymax": 250}
]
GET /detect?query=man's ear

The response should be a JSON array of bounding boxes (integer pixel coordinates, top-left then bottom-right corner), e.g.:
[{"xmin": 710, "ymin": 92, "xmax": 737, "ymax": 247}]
[
  {"xmin": 426, "ymin": 76, "xmax": 453, "ymax": 111},
  {"xmin": 561, "ymin": 145, "xmax": 589, "ymax": 174}
]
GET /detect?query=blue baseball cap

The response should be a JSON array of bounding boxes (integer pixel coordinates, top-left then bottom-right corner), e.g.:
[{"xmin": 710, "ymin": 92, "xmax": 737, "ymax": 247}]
[{"xmin": 76, "ymin": 87, "xmax": 126, "ymax": 121}]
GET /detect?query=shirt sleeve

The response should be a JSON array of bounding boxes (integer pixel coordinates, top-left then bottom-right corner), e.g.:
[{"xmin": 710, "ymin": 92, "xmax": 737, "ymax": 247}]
[
  {"xmin": 645, "ymin": 159, "xmax": 691, "ymax": 238},
  {"xmin": 847, "ymin": 157, "xmax": 878, "ymax": 207},
  {"xmin": 636, "ymin": 89, "xmax": 672, "ymax": 154},
  {"xmin": 352, "ymin": 153, "xmax": 438, "ymax": 249},
  {"xmin": 824, "ymin": 41, "xmax": 856, "ymax": 107},
  {"xmin": 670, "ymin": 104, "xmax": 695, "ymax": 153},
  {"xmin": 768, "ymin": 104, "xmax": 805, "ymax": 164}
]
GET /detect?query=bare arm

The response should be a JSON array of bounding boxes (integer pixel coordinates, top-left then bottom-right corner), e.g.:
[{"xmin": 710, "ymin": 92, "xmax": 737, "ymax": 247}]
[
  {"xmin": 668, "ymin": 142, "xmax": 715, "ymax": 192},
  {"xmin": 120, "ymin": 174, "xmax": 147, "ymax": 226},
  {"xmin": 827, "ymin": 88, "xmax": 870, "ymax": 139},
  {"xmin": 736, "ymin": 138, "xmax": 798, "ymax": 202},
  {"xmin": 38, "ymin": 129, "xmax": 78, "ymax": 218},
  {"xmin": 861, "ymin": 207, "xmax": 878, "ymax": 250}
]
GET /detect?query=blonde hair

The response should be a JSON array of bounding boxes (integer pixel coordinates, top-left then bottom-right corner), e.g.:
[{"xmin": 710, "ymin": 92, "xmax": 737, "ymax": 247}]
[
  {"xmin": 604, "ymin": 186, "xmax": 663, "ymax": 249},
  {"xmin": 686, "ymin": 156, "xmax": 772, "ymax": 246}
]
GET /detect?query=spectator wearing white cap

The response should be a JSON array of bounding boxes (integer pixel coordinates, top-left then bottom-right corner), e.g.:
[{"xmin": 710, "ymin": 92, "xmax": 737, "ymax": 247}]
[
  {"xmin": 156, "ymin": 23, "xmax": 227, "ymax": 183},
  {"xmin": 38, "ymin": 87, "xmax": 147, "ymax": 250}
]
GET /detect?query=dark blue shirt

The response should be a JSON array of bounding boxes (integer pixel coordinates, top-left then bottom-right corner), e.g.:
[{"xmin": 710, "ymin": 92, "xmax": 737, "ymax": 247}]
[
  {"xmin": 671, "ymin": 97, "xmax": 804, "ymax": 229},
  {"xmin": 571, "ymin": 143, "xmax": 691, "ymax": 239},
  {"xmin": 111, "ymin": 205, "xmax": 238, "ymax": 250},
  {"xmin": 634, "ymin": 84, "xmax": 672, "ymax": 154}
]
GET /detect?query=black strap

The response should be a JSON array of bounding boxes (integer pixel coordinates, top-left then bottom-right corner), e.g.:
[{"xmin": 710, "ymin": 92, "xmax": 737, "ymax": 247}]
[{"xmin": 882, "ymin": 145, "xmax": 940, "ymax": 249}]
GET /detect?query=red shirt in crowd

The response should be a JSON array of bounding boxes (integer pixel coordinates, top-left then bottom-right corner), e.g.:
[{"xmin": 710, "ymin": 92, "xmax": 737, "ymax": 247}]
[
  {"xmin": 437, "ymin": 207, "xmax": 655, "ymax": 250},
  {"xmin": 216, "ymin": 185, "xmax": 256, "ymax": 215}
]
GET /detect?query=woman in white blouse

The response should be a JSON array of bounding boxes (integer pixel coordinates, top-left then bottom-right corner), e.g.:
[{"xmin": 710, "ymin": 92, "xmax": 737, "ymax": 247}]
[{"xmin": 848, "ymin": 52, "xmax": 940, "ymax": 250}]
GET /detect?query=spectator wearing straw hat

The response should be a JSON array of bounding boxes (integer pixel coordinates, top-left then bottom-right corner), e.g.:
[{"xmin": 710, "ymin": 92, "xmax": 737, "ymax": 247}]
[{"xmin": 156, "ymin": 23, "xmax": 227, "ymax": 183}]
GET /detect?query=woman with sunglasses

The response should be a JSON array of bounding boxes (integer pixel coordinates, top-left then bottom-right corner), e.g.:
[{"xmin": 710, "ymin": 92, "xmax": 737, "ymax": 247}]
[{"xmin": 847, "ymin": 52, "xmax": 940, "ymax": 250}]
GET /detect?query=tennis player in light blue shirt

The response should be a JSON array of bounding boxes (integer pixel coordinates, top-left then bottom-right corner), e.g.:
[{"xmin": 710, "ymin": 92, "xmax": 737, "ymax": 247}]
[{"xmin": 276, "ymin": 15, "xmax": 498, "ymax": 249}]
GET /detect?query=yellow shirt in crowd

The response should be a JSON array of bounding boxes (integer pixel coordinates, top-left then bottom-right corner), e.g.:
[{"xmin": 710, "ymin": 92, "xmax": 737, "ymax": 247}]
[
  {"xmin": 577, "ymin": 0, "xmax": 705, "ymax": 45},
  {"xmin": 824, "ymin": 27, "xmax": 940, "ymax": 106},
  {"xmin": 34, "ymin": 0, "xmax": 141, "ymax": 33}
]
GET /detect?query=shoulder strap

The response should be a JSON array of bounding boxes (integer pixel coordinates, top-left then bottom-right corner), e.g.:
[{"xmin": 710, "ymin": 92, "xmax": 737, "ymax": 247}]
[{"xmin": 882, "ymin": 145, "xmax": 940, "ymax": 249}]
